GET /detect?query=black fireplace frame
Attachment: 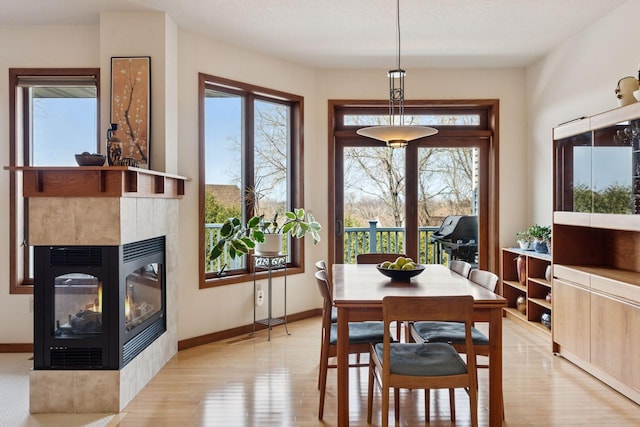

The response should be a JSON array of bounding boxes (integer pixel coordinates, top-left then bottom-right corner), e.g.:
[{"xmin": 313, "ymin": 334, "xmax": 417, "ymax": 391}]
[{"xmin": 34, "ymin": 236, "xmax": 166, "ymax": 370}]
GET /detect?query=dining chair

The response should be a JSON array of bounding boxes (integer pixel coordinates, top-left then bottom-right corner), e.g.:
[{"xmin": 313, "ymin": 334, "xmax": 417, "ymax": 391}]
[
  {"xmin": 449, "ymin": 259, "xmax": 472, "ymax": 278},
  {"xmin": 356, "ymin": 253, "xmax": 407, "ymax": 265},
  {"xmin": 409, "ymin": 268, "xmax": 501, "ymax": 419},
  {"xmin": 315, "ymin": 270, "xmax": 387, "ymax": 420},
  {"xmin": 356, "ymin": 253, "xmax": 407, "ymax": 339},
  {"xmin": 367, "ymin": 295, "xmax": 478, "ymax": 427}
]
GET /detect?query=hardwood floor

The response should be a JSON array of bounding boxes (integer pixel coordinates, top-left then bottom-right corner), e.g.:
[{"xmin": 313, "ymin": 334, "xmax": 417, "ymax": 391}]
[{"xmin": 2, "ymin": 316, "xmax": 639, "ymax": 426}]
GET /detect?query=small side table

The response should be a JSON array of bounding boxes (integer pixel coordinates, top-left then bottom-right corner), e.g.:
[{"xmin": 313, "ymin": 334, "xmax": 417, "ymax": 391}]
[{"xmin": 252, "ymin": 254, "xmax": 290, "ymax": 341}]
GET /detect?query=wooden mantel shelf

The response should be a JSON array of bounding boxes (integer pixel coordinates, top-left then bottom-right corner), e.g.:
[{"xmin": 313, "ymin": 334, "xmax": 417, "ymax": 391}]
[{"xmin": 5, "ymin": 166, "xmax": 189, "ymax": 198}]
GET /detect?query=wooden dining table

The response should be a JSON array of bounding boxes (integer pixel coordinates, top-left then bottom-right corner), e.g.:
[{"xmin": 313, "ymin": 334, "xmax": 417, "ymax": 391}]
[{"xmin": 332, "ymin": 263, "xmax": 507, "ymax": 427}]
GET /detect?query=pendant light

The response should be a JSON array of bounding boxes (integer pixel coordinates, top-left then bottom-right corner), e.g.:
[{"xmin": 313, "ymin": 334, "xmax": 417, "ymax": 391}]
[{"xmin": 357, "ymin": 0, "xmax": 438, "ymax": 148}]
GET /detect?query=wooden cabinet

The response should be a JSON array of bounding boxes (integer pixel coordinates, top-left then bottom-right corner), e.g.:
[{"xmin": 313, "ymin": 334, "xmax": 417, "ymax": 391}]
[
  {"xmin": 500, "ymin": 248, "xmax": 552, "ymax": 341},
  {"xmin": 552, "ymin": 276, "xmax": 590, "ymax": 361},
  {"xmin": 552, "ymin": 102, "xmax": 640, "ymax": 405}
]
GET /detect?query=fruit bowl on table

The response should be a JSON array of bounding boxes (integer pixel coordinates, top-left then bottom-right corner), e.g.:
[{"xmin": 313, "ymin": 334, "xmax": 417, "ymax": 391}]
[
  {"xmin": 75, "ymin": 153, "xmax": 106, "ymax": 166},
  {"xmin": 376, "ymin": 264, "xmax": 425, "ymax": 281}
]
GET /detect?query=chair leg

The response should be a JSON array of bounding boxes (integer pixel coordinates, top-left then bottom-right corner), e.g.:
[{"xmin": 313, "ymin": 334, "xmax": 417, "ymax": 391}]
[
  {"xmin": 449, "ymin": 388, "xmax": 456, "ymax": 421},
  {"xmin": 424, "ymin": 389, "xmax": 430, "ymax": 421},
  {"xmin": 394, "ymin": 387, "xmax": 400, "ymax": 422},
  {"xmin": 317, "ymin": 333, "xmax": 323, "ymax": 390},
  {"xmin": 469, "ymin": 383, "xmax": 478, "ymax": 427},
  {"xmin": 367, "ymin": 357, "xmax": 375, "ymax": 424},
  {"xmin": 382, "ymin": 383, "xmax": 390, "ymax": 427},
  {"xmin": 317, "ymin": 339, "xmax": 330, "ymax": 419}
]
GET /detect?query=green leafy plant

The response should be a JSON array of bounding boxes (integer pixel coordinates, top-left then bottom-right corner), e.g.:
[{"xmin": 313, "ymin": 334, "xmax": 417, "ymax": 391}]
[
  {"xmin": 527, "ymin": 224, "xmax": 551, "ymax": 242},
  {"xmin": 209, "ymin": 208, "xmax": 322, "ymax": 264},
  {"xmin": 515, "ymin": 230, "xmax": 531, "ymax": 242}
]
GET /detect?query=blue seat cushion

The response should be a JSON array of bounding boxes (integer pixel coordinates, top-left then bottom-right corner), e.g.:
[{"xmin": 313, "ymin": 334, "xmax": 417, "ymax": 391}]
[
  {"xmin": 374, "ymin": 342, "xmax": 468, "ymax": 376},
  {"xmin": 329, "ymin": 322, "xmax": 386, "ymax": 345},
  {"xmin": 331, "ymin": 306, "xmax": 338, "ymax": 323},
  {"xmin": 411, "ymin": 321, "xmax": 489, "ymax": 346}
]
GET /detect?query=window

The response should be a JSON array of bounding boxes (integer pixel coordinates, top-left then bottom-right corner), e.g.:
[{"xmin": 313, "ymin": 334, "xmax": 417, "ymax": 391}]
[
  {"xmin": 8, "ymin": 68, "xmax": 100, "ymax": 294},
  {"xmin": 330, "ymin": 100, "xmax": 499, "ymax": 272},
  {"xmin": 199, "ymin": 73, "xmax": 304, "ymax": 287}
]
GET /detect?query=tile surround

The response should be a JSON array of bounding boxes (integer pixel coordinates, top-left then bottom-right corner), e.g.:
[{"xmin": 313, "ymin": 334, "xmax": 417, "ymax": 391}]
[{"xmin": 29, "ymin": 196, "xmax": 179, "ymax": 413}]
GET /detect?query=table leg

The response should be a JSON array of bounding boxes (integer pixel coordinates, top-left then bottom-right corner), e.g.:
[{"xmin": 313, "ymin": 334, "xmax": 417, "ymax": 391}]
[
  {"xmin": 337, "ymin": 307, "xmax": 349, "ymax": 426},
  {"xmin": 488, "ymin": 307, "xmax": 503, "ymax": 426}
]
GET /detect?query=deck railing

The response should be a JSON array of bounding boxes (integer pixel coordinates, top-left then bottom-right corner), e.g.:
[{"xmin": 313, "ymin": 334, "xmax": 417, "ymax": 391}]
[
  {"xmin": 342, "ymin": 220, "xmax": 442, "ymax": 264},
  {"xmin": 205, "ymin": 220, "xmax": 444, "ymax": 273}
]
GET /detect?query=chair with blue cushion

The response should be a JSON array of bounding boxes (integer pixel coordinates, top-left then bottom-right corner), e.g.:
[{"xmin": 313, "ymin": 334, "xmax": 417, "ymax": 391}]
[
  {"xmin": 409, "ymin": 268, "xmax": 500, "ymax": 420},
  {"xmin": 315, "ymin": 270, "xmax": 387, "ymax": 420},
  {"xmin": 367, "ymin": 295, "xmax": 478, "ymax": 427}
]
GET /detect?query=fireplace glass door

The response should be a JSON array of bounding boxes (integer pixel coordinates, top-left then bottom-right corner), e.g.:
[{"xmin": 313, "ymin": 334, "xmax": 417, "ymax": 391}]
[
  {"xmin": 125, "ymin": 263, "xmax": 162, "ymax": 331},
  {"xmin": 54, "ymin": 273, "xmax": 103, "ymax": 337}
]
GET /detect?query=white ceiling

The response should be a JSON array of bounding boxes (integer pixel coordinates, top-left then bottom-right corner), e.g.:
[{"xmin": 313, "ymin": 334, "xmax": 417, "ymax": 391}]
[{"xmin": 0, "ymin": 0, "xmax": 627, "ymax": 68}]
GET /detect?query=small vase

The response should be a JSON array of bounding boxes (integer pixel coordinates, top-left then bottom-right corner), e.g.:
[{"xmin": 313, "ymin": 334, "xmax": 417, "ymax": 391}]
[
  {"xmin": 533, "ymin": 239, "xmax": 548, "ymax": 253},
  {"xmin": 517, "ymin": 239, "xmax": 530, "ymax": 250},
  {"xmin": 255, "ymin": 233, "xmax": 283, "ymax": 255},
  {"xmin": 516, "ymin": 295, "xmax": 526, "ymax": 315},
  {"xmin": 541, "ymin": 312, "xmax": 551, "ymax": 329},
  {"xmin": 106, "ymin": 123, "xmax": 122, "ymax": 166},
  {"xmin": 516, "ymin": 255, "xmax": 526, "ymax": 286}
]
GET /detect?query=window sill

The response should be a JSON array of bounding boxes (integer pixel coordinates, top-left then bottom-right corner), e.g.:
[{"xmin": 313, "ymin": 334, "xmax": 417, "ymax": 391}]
[{"xmin": 202, "ymin": 266, "xmax": 304, "ymax": 288}]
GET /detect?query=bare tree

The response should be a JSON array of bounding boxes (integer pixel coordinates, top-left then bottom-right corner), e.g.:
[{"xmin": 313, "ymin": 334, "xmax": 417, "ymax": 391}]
[{"xmin": 345, "ymin": 146, "xmax": 406, "ymax": 226}]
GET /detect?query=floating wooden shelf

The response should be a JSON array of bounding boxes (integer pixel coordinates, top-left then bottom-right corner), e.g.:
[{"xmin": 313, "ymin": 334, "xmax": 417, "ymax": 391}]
[{"xmin": 5, "ymin": 166, "xmax": 188, "ymax": 199}]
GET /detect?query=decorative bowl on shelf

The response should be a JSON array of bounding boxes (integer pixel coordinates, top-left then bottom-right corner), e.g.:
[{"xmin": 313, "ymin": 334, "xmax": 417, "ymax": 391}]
[
  {"xmin": 376, "ymin": 264, "xmax": 425, "ymax": 282},
  {"xmin": 75, "ymin": 153, "xmax": 106, "ymax": 166}
]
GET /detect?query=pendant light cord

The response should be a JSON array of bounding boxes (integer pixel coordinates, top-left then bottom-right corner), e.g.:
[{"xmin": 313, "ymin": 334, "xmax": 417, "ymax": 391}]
[{"xmin": 396, "ymin": 0, "xmax": 401, "ymax": 70}]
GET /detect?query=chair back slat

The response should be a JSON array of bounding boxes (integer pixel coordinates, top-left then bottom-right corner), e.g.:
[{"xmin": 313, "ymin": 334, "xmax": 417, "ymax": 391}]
[
  {"xmin": 449, "ymin": 260, "xmax": 472, "ymax": 278},
  {"xmin": 314, "ymin": 270, "xmax": 333, "ymax": 311},
  {"xmin": 468, "ymin": 269, "xmax": 499, "ymax": 292}
]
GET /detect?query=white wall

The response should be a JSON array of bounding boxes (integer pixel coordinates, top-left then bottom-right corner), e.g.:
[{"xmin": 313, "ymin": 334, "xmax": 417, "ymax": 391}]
[
  {"xmin": 526, "ymin": 0, "xmax": 637, "ymax": 224},
  {"xmin": 0, "ymin": 26, "xmax": 100, "ymax": 343},
  {"xmin": 315, "ymin": 67, "xmax": 528, "ymax": 251}
]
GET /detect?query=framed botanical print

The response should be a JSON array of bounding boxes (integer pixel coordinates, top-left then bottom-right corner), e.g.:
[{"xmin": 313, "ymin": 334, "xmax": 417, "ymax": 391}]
[{"xmin": 110, "ymin": 56, "xmax": 151, "ymax": 169}]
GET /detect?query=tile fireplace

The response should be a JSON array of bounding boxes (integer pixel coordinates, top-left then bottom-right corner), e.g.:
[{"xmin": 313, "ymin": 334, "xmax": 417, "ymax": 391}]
[
  {"xmin": 5, "ymin": 166, "xmax": 187, "ymax": 413},
  {"xmin": 34, "ymin": 236, "xmax": 166, "ymax": 370}
]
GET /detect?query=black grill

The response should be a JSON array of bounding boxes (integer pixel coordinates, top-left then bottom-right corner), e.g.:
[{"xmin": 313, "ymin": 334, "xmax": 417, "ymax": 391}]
[
  {"xmin": 430, "ymin": 215, "xmax": 478, "ymax": 263},
  {"xmin": 50, "ymin": 247, "xmax": 103, "ymax": 267},
  {"xmin": 50, "ymin": 347, "xmax": 103, "ymax": 369}
]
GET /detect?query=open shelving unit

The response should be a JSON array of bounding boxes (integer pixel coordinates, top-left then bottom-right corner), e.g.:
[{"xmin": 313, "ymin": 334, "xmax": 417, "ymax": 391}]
[{"xmin": 500, "ymin": 247, "xmax": 552, "ymax": 341}]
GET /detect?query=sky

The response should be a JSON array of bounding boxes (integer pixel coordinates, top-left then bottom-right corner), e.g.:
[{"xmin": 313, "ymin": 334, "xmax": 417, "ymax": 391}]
[
  {"xmin": 573, "ymin": 146, "xmax": 631, "ymax": 190},
  {"xmin": 32, "ymin": 98, "xmax": 98, "ymax": 166}
]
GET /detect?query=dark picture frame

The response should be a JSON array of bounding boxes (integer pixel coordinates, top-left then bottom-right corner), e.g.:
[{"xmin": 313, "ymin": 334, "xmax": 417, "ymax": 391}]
[{"xmin": 110, "ymin": 56, "xmax": 151, "ymax": 169}]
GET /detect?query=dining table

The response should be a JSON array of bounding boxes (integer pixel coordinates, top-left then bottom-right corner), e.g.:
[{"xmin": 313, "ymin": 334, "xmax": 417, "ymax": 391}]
[{"xmin": 332, "ymin": 263, "xmax": 507, "ymax": 427}]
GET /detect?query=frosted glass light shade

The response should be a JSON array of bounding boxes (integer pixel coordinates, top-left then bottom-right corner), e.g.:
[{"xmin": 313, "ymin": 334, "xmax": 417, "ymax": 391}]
[{"xmin": 357, "ymin": 125, "xmax": 439, "ymax": 147}]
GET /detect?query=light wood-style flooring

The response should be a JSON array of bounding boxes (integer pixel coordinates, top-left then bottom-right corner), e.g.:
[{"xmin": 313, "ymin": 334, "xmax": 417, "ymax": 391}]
[{"xmin": 2, "ymin": 316, "xmax": 639, "ymax": 426}]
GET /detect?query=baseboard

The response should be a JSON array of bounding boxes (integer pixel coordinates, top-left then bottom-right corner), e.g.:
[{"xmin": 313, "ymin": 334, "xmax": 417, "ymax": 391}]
[
  {"xmin": 1, "ymin": 309, "xmax": 321, "ymax": 353},
  {"xmin": 0, "ymin": 343, "xmax": 33, "ymax": 353},
  {"xmin": 177, "ymin": 308, "xmax": 321, "ymax": 351}
]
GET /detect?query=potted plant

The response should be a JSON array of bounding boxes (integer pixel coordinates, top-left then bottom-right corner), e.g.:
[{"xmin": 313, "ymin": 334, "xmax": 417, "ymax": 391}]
[
  {"xmin": 209, "ymin": 208, "xmax": 322, "ymax": 267},
  {"xmin": 515, "ymin": 230, "xmax": 531, "ymax": 249},
  {"xmin": 527, "ymin": 224, "xmax": 551, "ymax": 253}
]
